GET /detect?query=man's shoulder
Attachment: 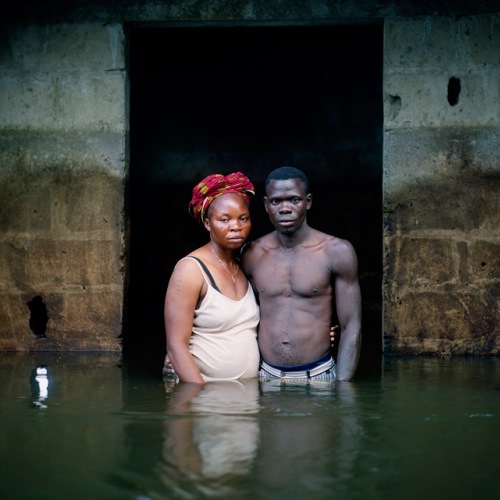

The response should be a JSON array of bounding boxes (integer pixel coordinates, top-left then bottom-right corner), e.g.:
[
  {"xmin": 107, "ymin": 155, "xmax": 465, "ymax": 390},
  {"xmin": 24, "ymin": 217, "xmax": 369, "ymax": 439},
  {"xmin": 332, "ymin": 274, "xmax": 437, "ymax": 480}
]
[
  {"xmin": 244, "ymin": 232, "xmax": 276, "ymax": 252},
  {"xmin": 308, "ymin": 229, "xmax": 356, "ymax": 264},
  {"xmin": 309, "ymin": 227, "xmax": 350, "ymax": 249},
  {"xmin": 324, "ymin": 233, "xmax": 354, "ymax": 252},
  {"xmin": 241, "ymin": 233, "xmax": 276, "ymax": 268},
  {"xmin": 319, "ymin": 233, "xmax": 358, "ymax": 275}
]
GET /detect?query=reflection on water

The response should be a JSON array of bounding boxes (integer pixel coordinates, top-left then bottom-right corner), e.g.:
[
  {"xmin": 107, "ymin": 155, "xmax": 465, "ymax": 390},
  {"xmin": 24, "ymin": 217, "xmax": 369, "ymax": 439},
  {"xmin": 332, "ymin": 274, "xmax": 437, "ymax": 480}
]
[
  {"xmin": 30, "ymin": 365, "xmax": 49, "ymax": 408},
  {"xmin": 255, "ymin": 380, "xmax": 362, "ymax": 499},
  {"xmin": 159, "ymin": 380, "xmax": 260, "ymax": 497},
  {"xmin": 0, "ymin": 353, "xmax": 499, "ymax": 499}
]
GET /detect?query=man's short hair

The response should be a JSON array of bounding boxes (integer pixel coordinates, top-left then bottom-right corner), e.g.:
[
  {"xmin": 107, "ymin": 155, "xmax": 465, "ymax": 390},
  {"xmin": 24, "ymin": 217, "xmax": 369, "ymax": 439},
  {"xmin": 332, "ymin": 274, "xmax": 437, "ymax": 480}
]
[{"xmin": 265, "ymin": 166, "xmax": 309, "ymax": 193}]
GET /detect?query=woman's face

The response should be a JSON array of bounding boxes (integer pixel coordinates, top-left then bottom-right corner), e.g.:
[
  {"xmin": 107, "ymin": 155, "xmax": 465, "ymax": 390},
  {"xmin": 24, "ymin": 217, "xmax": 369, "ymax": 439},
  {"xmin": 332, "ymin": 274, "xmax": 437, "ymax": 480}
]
[{"xmin": 204, "ymin": 193, "xmax": 252, "ymax": 250}]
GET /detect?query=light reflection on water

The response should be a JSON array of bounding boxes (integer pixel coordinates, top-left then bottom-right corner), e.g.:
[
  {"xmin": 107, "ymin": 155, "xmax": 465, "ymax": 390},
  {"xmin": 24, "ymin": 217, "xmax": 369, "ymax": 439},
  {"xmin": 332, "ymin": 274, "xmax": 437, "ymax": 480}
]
[{"xmin": 0, "ymin": 353, "xmax": 498, "ymax": 499}]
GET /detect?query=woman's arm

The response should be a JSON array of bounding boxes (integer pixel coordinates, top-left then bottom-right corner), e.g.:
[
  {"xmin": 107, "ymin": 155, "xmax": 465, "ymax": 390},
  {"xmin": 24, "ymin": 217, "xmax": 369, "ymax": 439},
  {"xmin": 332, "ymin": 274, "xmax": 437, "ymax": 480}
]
[{"xmin": 164, "ymin": 259, "xmax": 206, "ymax": 384}]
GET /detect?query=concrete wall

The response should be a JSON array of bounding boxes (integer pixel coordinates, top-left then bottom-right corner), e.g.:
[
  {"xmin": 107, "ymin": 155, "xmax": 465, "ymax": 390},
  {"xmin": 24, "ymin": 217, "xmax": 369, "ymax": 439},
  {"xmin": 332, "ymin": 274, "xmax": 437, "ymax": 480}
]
[
  {"xmin": 0, "ymin": 22, "xmax": 127, "ymax": 350},
  {"xmin": 383, "ymin": 15, "xmax": 500, "ymax": 355},
  {"xmin": 0, "ymin": 1, "xmax": 498, "ymax": 353}
]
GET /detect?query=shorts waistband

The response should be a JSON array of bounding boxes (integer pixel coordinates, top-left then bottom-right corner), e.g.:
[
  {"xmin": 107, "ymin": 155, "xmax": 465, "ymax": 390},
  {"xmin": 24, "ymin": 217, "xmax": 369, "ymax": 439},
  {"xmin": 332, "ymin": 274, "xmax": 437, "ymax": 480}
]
[{"xmin": 260, "ymin": 353, "xmax": 334, "ymax": 379}]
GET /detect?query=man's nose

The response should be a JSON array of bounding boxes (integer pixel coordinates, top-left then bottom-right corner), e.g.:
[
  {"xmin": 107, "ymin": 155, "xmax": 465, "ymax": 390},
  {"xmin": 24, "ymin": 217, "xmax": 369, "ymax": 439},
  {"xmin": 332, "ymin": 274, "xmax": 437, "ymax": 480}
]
[{"xmin": 278, "ymin": 202, "xmax": 292, "ymax": 213}]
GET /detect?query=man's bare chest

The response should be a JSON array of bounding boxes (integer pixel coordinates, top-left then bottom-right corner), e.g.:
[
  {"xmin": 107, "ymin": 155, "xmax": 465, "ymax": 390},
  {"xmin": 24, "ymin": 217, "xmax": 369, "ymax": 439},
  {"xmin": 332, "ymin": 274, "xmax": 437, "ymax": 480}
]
[{"xmin": 252, "ymin": 251, "xmax": 332, "ymax": 298}]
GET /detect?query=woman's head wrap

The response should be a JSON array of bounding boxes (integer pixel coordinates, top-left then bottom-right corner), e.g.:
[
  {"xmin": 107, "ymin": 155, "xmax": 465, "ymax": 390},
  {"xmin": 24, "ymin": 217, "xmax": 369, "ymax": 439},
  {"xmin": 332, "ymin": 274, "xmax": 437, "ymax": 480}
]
[{"xmin": 189, "ymin": 172, "xmax": 255, "ymax": 223}]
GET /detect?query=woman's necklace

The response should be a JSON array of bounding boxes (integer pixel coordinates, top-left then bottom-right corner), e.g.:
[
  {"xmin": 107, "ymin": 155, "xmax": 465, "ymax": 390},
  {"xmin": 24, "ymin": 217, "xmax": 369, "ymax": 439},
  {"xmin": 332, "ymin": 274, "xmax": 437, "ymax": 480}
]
[{"xmin": 210, "ymin": 243, "xmax": 239, "ymax": 284}]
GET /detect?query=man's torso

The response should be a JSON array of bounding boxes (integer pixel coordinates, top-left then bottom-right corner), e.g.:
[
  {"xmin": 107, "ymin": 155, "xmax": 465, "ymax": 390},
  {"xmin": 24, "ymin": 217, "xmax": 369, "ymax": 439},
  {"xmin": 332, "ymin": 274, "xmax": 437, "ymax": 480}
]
[{"xmin": 244, "ymin": 231, "xmax": 337, "ymax": 366}]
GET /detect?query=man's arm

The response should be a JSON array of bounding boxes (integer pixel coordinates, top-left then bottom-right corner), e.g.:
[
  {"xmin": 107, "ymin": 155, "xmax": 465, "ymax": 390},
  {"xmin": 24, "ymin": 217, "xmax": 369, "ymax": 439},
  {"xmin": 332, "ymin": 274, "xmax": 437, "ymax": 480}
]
[{"xmin": 332, "ymin": 239, "xmax": 362, "ymax": 381}]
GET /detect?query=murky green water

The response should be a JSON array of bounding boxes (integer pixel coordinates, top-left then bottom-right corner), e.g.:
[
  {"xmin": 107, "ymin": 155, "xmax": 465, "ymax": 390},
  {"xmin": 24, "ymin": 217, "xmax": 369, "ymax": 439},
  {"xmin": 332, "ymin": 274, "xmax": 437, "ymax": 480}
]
[{"xmin": 0, "ymin": 353, "xmax": 498, "ymax": 499}]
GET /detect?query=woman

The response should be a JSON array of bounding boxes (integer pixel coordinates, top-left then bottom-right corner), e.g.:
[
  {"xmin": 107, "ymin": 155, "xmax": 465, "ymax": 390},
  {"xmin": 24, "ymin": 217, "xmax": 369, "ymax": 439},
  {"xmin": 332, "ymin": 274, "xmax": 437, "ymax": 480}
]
[{"xmin": 164, "ymin": 172, "xmax": 260, "ymax": 384}]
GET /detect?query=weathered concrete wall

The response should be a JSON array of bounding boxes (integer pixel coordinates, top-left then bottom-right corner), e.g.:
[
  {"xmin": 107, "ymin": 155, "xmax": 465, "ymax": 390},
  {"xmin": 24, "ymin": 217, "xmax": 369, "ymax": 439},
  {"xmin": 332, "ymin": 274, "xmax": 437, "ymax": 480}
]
[
  {"xmin": 383, "ymin": 15, "xmax": 500, "ymax": 354},
  {"xmin": 0, "ymin": 23, "xmax": 126, "ymax": 350},
  {"xmin": 0, "ymin": 1, "xmax": 498, "ymax": 353}
]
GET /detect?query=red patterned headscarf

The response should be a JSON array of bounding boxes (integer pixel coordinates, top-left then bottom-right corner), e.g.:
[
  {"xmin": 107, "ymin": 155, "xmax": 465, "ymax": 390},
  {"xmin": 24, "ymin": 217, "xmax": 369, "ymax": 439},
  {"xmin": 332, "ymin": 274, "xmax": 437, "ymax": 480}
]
[{"xmin": 189, "ymin": 172, "xmax": 255, "ymax": 223}]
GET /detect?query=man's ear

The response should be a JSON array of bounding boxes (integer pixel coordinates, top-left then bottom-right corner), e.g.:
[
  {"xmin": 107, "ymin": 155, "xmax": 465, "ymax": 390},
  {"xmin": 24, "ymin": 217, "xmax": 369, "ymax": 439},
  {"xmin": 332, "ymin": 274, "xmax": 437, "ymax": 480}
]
[
  {"xmin": 263, "ymin": 196, "xmax": 269, "ymax": 214},
  {"xmin": 306, "ymin": 193, "xmax": 312, "ymax": 210}
]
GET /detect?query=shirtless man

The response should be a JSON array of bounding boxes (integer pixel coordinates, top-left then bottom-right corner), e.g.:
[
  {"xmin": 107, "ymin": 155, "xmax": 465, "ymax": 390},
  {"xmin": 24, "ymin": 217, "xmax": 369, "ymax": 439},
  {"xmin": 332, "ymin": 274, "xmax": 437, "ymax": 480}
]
[{"xmin": 241, "ymin": 166, "xmax": 361, "ymax": 382}]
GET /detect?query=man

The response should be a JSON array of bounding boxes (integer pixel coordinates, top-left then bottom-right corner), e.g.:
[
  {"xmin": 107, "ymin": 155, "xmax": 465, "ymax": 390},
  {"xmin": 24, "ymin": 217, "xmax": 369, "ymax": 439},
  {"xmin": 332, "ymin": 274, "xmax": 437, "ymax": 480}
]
[{"xmin": 241, "ymin": 166, "xmax": 361, "ymax": 382}]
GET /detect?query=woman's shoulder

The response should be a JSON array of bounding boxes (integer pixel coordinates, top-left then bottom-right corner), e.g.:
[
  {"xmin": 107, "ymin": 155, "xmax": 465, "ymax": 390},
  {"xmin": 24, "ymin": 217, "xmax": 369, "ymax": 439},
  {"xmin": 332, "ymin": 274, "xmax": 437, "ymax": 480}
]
[
  {"xmin": 177, "ymin": 246, "xmax": 211, "ymax": 267},
  {"xmin": 173, "ymin": 253, "xmax": 207, "ymax": 278},
  {"xmin": 175, "ymin": 249, "xmax": 218, "ymax": 291}
]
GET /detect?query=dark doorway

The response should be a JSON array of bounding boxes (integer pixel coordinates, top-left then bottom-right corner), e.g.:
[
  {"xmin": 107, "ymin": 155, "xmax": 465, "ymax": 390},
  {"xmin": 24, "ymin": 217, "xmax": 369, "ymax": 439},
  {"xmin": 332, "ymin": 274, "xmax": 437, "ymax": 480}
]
[{"xmin": 126, "ymin": 25, "xmax": 383, "ymax": 363}]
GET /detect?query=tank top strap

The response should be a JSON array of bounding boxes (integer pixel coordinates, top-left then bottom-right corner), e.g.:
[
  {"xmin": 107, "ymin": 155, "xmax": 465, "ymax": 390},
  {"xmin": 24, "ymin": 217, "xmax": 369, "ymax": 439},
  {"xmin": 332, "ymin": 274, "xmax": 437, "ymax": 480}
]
[{"xmin": 182, "ymin": 256, "xmax": 221, "ymax": 293}]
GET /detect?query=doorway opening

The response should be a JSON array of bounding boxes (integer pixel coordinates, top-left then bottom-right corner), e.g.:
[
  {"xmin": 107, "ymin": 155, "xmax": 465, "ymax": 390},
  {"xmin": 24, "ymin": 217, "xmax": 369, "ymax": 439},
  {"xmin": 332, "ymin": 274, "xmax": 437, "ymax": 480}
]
[{"xmin": 126, "ymin": 24, "xmax": 383, "ymax": 363}]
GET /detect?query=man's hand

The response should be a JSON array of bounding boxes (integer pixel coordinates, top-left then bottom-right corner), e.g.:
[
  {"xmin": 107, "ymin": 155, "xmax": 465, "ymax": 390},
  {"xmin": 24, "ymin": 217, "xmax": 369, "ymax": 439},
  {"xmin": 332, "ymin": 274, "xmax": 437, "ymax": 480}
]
[{"xmin": 330, "ymin": 325, "xmax": 339, "ymax": 348}]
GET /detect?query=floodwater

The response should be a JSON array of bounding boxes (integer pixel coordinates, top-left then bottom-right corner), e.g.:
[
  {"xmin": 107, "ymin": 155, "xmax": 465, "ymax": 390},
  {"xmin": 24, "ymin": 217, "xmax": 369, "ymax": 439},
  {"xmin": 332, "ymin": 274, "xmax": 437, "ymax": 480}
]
[{"xmin": 0, "ymin": 352, "xmax": 498, "ymax": 500}]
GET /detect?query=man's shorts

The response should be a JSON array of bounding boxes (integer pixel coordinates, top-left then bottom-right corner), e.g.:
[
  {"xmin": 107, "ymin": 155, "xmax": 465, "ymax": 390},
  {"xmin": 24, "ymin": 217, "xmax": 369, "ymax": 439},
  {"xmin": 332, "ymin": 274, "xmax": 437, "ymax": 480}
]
[{"xmin": 259, "ymin": 352, "xmax": 336, "ymax": 385}]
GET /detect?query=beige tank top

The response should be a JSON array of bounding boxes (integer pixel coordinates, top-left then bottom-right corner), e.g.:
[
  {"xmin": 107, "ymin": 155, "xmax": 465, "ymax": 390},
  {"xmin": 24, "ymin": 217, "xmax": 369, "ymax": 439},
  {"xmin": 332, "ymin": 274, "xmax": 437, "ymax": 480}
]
[{"xmin": 183, "ymin": 257, "xmax": 260, "ymax": 382}]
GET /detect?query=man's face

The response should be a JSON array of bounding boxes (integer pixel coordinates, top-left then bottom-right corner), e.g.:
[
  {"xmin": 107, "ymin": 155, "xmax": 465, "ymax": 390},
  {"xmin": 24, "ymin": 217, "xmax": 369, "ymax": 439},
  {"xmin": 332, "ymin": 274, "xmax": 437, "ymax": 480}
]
[{"xmin": 264, "ymin": 178, "xmax": 312, "ymax": 235}]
